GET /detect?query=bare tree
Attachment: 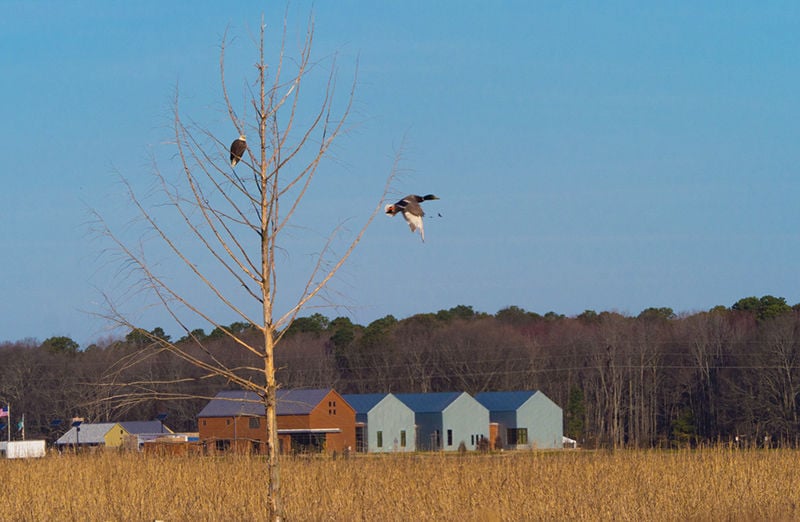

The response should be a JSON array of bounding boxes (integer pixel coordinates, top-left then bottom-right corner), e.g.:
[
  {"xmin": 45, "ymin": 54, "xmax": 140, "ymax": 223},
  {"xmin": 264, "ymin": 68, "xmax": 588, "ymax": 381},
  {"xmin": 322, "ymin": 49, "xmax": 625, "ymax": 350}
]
[
  {"xmin": 680, "ymin": 310, "xmax": 734, "ymax": 440},
  {"xmin": 756, "ymin": 313, "xmax": 800, "ymax": 442},
  {"xmin": 94, "ymin": 15, "xmax": 394, "ymax": 520}
]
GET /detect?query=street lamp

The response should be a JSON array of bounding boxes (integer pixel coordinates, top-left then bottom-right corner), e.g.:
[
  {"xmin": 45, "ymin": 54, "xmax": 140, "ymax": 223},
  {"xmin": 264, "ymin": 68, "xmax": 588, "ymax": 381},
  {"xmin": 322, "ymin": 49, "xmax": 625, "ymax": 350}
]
[{"xmin": 71, "ymin": 419, "xmax": 83, "ymax": 452}]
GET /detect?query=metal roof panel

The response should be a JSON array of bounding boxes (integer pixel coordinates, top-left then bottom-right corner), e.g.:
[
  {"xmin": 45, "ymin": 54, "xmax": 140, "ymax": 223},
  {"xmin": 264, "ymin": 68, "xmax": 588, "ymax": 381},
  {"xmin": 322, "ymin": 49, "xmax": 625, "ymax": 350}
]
[
  {"xmin": 341, "ymin": 393, "xmax": 389, "ymax": 414},
  {"xmin": 474, "ymin": 391, "xmax": 537, "ymax": 411},
  {"xmin": 197, "ymin": 389, "xmax": 334, "ymax": 417},
  {"xmin": 394, "ymin": 392, "xmax": 463, "ymax": 413}
]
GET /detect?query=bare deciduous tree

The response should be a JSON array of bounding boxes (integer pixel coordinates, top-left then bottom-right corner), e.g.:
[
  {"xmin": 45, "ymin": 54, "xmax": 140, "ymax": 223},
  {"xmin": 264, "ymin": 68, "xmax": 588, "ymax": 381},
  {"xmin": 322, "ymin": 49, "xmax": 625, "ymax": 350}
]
[{"xmin": 94, "ymin": 16, "xmax": 394, "ymax": 520}]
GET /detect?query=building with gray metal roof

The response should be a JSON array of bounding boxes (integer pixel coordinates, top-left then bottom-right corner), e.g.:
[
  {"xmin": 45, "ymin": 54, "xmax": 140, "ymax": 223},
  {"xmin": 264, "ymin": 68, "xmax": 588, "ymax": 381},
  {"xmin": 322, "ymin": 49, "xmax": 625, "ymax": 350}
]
[
  {"xmin": 56, "ymin": 422, "xmax": 117, "ymax": 447},
  {"xmin": 474, "ymin": 390, "xmax": 563, "ymax": 449},
  {"xmin": 395, "ymin": 392, "xmax": 490, "ymax": 451},
  {"xmin": 342, "ymin": 393, "xmax": 416, "ymax": 453},
  {"xmin": 198, "ymin": 388, "xmax": 356, "ymax": 455},
  {"xmin": 197, "ymin": 388, "xmax": 336, "ymax": 417},
  {"xmin": 55, "ymin": 420, "xmax": 174, "ymax": 449}
]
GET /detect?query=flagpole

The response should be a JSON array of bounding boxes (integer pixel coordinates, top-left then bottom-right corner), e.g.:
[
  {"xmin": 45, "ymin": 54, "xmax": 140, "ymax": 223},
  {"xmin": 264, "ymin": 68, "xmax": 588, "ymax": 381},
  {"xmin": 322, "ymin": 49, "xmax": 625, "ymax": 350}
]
[{"xmin": 7, "ymin": 404, "xmax": 10, "ymax": 443}]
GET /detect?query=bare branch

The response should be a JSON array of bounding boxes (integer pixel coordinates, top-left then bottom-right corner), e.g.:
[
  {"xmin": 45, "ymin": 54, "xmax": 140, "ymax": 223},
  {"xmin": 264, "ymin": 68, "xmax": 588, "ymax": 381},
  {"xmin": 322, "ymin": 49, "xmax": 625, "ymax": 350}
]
[{"xmin": 97, "ymin": 12, "xmax": 392, "ymax": 520}]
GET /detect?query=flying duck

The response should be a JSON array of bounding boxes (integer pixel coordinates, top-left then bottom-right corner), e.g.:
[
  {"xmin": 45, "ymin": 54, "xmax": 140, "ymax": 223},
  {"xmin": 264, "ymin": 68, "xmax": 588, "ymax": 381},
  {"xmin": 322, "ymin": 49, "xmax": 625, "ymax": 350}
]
[
  {"xmin": 230, "ymin": 135, "xmax": 247, "ymax": 167},
  {"xmin": 385, "ymin": 194, "xmax": 440, "ymax": 242}
]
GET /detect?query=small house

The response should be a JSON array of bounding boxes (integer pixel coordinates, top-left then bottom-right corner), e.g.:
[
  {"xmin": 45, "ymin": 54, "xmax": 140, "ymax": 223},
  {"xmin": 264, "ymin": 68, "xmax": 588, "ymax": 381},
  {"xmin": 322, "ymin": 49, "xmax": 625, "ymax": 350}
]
[
  {"xmin": 395, "ymin": 392, "xmax": 489, "ymax": 451},
  {"xmin": 342, "ymin": 393, "xmax": 416, "ymax": 453},
  {"xmin": 474, "ymin": 390, "xmax": 563, "ymax": 449},
  {"xmin": 55, "ymin": 420, "xmax": 173, "ymax": 450},
  {"xmin": 197, "ymin": 388, "xmax": 355, "ymax": 455}
]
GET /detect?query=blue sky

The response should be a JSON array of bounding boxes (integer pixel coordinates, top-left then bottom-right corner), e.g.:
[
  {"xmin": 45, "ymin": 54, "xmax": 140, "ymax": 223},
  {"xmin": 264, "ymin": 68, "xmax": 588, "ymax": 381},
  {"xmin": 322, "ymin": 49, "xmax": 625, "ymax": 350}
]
[{"xmin": 2, "ymin": 2, "xmax": 800, "ymax": 347}]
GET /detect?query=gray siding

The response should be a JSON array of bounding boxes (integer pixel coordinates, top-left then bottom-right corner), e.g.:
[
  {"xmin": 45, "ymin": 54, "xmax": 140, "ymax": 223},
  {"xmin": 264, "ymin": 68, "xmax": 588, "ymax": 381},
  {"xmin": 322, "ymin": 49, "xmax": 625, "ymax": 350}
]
[
  {"xmin": 365, "ymin": 395, "xmax": 416, "ymax": 453},
  {"xmin": 476, "ymin": 390, "xmax": 564, "ymax": 450},
  {"xmin": 402, "ymin": 392, "xmax": 491, "ymax": 451},
  {"xmin": 442, "ymin": 393, "xmax": 490, "ymax": 451},
  {"xmin": 520, "ymin": 392, "xmax": 563, "ymax": 449}
]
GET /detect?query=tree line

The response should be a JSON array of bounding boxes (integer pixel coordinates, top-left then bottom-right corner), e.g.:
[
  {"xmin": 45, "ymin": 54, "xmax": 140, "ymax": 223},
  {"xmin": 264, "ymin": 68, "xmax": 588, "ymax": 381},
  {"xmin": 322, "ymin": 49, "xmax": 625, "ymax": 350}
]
[{"xmin": 2, "ymin": 295, "xmax": 800, "ymax": 448}]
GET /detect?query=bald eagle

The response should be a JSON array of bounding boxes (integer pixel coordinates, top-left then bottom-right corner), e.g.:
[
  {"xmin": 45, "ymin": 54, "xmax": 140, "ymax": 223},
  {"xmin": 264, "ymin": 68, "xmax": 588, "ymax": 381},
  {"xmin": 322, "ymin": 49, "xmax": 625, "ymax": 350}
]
[
  {"xmin": 385, "ymin": 194, "xmax": 440, "ymax": 242},
  {"xmin": 230, "ymin": 135, "xmax": 247, "ymax": 167}
]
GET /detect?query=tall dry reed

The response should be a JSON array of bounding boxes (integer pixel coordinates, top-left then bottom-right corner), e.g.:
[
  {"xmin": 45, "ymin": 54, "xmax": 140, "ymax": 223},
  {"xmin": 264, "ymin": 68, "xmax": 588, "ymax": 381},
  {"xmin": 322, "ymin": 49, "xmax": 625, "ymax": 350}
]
[{"xmin": 1, "ymin": 447, "xmax": 798, "ymax": 521}]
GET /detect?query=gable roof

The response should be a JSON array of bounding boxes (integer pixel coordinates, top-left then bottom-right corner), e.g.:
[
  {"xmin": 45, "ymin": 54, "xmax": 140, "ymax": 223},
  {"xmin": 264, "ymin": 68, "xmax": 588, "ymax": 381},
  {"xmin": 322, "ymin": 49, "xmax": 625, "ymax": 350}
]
[
  {"xmin": 55, "ymin": 422, "xmax": 117, "ymax": 445},
  {"xmin": 474, "ymin": 391, "xmax": 537, "ymax": 411},
  {"xmin": 197, "ymin": 391, "xmax": 263, "ymax": 417},
  {"xmin": 341, "ymin": 393, "xmax": 389, "ymax": 414},
  {"xmin": 278, "ymin": 389, "xmax": 335, "ymax": 415},
  {"xmin": 395, "ymin": 392, "xmax": 463, "ymax": 413},
  {"xmin": 119, "ymin": 420, "xmax": 172, "ymax": 434},
  {"xmin": 197, "ymin": 389, "xmax": 335, "ymax": 417}
]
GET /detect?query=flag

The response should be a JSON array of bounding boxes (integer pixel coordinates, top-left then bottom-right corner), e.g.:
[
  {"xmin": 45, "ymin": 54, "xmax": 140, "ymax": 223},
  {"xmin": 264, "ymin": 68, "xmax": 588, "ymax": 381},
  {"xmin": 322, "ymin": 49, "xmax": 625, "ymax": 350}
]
[
  {"xmin": 0, "ymin": 407, "xmax": 7, "ymax": 418},
  {"xmin": 16, "ymin": 417, "xmax": 24, "ymax": 431}
]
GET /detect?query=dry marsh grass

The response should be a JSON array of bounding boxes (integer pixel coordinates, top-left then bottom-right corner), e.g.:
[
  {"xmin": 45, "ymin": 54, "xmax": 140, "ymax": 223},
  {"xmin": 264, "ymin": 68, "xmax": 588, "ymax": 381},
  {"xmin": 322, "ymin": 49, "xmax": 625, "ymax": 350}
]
[{"xmin": 1, "ymin": 448, "xmax": 799, "ymax": 521}]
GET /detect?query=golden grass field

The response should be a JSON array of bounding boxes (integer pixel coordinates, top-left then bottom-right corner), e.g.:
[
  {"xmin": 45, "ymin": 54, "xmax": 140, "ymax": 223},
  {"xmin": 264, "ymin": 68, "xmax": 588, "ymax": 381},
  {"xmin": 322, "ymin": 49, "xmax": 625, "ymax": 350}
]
[{"xmin": 1, "ymin": 448, "xmax": 799, "ymax": 521}]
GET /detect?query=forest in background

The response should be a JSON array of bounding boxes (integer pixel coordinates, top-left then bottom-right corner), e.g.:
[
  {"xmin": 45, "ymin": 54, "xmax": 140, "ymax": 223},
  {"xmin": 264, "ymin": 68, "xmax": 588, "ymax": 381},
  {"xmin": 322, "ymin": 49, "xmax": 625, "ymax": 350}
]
[{"xmin": 2, "ymin": 294, "xmax": 800, "ymax": 448}]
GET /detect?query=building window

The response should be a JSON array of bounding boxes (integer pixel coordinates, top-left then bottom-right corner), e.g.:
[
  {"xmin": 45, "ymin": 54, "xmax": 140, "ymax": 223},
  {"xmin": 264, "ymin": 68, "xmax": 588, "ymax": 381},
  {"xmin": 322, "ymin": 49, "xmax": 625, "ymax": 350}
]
[
  {"xmin": 508, "ymin": 428, "xmax": 528, "ymax": 445},
  {"xmin": 447, "ymin": 429, "xmax": 453, "ymax": 446},
  {"xmin": 249, "ymin": 417, "xmax": 260, "ymax": 429},
  {"xmin": 226, "ymin": 419, "xmax": 230, "ymax": 425},
  {"xmin": 377, "ymin": 431, "xmax": 383, "ymax": 448},
  {"xmin": 400, "ymin": 430, "xmax": 406, "ymax": 447},
  {"xmin": 202, "ymin": 420, "xmax": 206, "ymax": 426}
]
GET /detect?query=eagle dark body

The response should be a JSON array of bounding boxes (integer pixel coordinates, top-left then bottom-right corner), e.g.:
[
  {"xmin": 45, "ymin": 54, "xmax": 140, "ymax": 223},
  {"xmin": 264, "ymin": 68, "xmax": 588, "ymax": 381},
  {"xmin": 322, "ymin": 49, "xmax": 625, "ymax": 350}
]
[{"xmin": 230, "ymin": 135, "xmax": 247, "ymax": 167}]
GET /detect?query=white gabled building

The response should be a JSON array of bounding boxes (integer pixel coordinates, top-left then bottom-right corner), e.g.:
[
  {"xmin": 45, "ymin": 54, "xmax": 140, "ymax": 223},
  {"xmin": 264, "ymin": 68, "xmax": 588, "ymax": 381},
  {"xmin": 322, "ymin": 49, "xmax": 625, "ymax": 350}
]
[
  {"xmin": 395, "ymin": 392, "xmax": 490, "ymax": 451},
  {"xmin": 475, "ymin": 390, "xmax": 563, "ymax": 449},
  {"xmin": 342, "ymin": 393, "xmax": 416, "ymax": 453}
]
